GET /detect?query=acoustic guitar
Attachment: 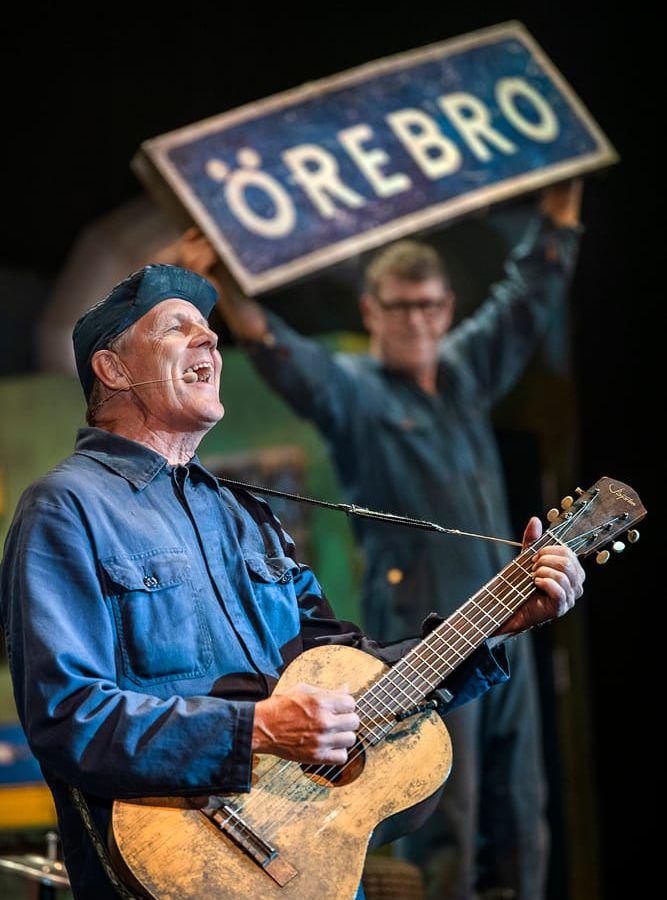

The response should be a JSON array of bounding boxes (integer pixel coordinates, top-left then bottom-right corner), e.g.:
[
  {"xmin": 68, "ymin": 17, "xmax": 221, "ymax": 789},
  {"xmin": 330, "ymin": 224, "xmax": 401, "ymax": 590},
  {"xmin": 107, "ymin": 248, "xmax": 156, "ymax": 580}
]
[{"xmin": 110, "ymin": 476, "xmax": 645, "ymax": 899}]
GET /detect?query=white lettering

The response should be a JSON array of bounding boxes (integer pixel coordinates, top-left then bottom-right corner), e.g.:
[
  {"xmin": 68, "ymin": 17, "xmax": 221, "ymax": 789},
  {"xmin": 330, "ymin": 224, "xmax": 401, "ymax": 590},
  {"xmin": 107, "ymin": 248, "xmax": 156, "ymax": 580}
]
[
  {"xmin": 338, "ymin": 124, "xmax": 411, "ymax": 197},
  {"xmin": 282, "ymin": 143, "xmax": 366, "ymax": 218},
  {"xmin": 207, "ymin": 151, "xmax": 296, "ymax": 239},
  {"xmin": 386, "ymin": 108, "xmax": 461, "ymax": 179},
  {"xmin": 495, "ymin": 77, "xmax": 559, "ymax": 142},
  {"xmin": 438, "ymin": 92, "xmax": 517, "ymax": 161}
]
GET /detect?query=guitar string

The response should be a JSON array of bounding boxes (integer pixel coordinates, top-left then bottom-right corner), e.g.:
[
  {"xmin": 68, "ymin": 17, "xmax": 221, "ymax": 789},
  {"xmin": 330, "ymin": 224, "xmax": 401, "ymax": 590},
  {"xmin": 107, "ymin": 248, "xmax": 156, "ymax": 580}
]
[
  {"xmin": 235, "ymin": 524, "xmax": 582, "ymax": 834},
  {"xmin": 260, "ymin": 525, "xmax": 557, "ymax": 795},
  {"xmin": 223, "ymin": 503, "xmax": 600, "ymax": 836},
  {"xmin": 232, "ymin": 509, "xmax": 594, "ymax": 835},
  {"xmin": 258, "ymin": 559, "xmax": 553, "ymax": 838},
  {"xmin": 319, "ymin": 498, "xmax": 604, "ymax": 748},
  {"xmin": 229, "ymin": 558, "xmax": 540, "ymax": 837}
]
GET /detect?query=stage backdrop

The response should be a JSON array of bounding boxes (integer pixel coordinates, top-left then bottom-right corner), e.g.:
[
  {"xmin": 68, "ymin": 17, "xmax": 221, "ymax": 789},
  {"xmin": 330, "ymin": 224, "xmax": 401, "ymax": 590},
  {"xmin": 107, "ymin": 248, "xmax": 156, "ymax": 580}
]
[{"xmin": 133, "ymin": 20, "xmax": 617, "ymax": 295}]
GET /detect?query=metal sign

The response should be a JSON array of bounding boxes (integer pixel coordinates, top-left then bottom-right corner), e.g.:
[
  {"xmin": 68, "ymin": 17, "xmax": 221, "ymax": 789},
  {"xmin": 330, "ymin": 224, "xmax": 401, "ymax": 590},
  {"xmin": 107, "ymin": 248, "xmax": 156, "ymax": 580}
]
[{"xmin": 134, "ymin": 21, "xmax": 617, "ymax": 295}]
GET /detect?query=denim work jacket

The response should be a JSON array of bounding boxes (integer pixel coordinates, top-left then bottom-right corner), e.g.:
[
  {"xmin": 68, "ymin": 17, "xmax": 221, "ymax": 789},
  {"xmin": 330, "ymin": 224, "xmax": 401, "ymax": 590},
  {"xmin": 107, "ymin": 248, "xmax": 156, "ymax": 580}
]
[
  {"xmin": 247, "ymin": 215, "xmax": 581, "ymax": 641},
  {"xmin": 0, "ymin": 428, "xmax": 508, "ymax": 896}
]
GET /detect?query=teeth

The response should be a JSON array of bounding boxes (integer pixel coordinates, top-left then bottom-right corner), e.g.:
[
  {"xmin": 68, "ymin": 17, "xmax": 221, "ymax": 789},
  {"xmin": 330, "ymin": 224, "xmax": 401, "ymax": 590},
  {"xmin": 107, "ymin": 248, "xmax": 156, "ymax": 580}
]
[{"xmin": 184, "ymin": 363, "xmax": 212, "ymax": 383}]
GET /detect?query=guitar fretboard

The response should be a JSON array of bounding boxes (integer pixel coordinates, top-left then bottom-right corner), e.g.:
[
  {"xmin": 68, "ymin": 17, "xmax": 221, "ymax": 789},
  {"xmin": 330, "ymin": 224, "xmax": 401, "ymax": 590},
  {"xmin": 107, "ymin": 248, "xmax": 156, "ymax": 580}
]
[{"xmin": 354, "ymin": 532, "xmax": 554, "ymax": 740}]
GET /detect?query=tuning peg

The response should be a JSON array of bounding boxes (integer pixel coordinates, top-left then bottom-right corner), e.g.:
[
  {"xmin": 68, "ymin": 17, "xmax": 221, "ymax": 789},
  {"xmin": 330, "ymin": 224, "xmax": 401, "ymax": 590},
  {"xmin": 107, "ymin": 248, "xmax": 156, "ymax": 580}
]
[
  {"xmin": 627, "ymin": 529, "xmax": 640, "ymax": 544},
  {"xmin": 546, "ymin": 508, "xmax": 560, "ymax": 523},
  {"xmin": 612, "ymin": 541, "xmax": 625, "ymax": 554},
  {"xmin": 575, "ymin": 487, "xmax": 585, "ymax": 495},
  {"xmin": 596, "ymin": 550, "xmax": 611, "ymax": 565},
  {"xmin": 561, "ymin": 496, "xmax": 574, "ymax": 509}
]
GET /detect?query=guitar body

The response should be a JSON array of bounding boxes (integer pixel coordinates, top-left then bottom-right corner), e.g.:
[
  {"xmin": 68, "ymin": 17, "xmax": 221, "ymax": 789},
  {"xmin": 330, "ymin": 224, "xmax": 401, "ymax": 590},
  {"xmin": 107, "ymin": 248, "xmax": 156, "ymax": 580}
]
[{"xmin": 112, "ymin": 644, "xmax": 451, "ymax": 899}]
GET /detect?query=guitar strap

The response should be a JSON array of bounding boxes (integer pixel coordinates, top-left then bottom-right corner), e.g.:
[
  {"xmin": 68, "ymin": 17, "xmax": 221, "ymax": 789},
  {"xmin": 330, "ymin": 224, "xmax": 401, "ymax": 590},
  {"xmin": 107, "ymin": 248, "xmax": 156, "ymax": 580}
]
[
  {"xmin": 69, "ymin": 786, "xmax": 141, "ymax": 899},
  {"xmin": 216, "ymin": 476, "xmax": 521, "ymax": 547}
]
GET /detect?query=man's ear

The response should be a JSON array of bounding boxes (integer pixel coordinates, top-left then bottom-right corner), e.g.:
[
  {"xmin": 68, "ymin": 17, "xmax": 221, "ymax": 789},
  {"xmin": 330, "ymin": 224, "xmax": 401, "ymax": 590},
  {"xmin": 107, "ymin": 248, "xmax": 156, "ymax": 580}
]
[
  {"xmin": 440, "ymin": 288, "xmax": 456, "ymax": 336},
  {"xmin": 91, "ymin": 349, "xmax": 127, "ymax": 390},
  {"xmin": 359, "ymin": 292, "xmax": 377, "ymax": 333}
]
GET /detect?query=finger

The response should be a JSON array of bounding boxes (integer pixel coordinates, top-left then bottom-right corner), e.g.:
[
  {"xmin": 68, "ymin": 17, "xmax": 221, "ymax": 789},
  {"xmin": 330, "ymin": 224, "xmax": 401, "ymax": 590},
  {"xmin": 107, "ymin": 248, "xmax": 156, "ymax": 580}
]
[
  {"xmin": 329, "ymin": 691, "xmax": 356, "ymax": 714},
  {"xmin": 533, "ymin": 545, "xmax": 572, "ymax": 561},
  {"xmin": 328, "ymin": 730, "xmax": 358, "ymax": 750},
  {"xmin": 330, "ymin": 713, "xmax": 360, "ymax": 733},
  {"xmin": 532, "ymin": 553, "xmax": 574, "ymax": 573},
  {"xmin": 319, "ymin": 748, "xmax": 348, "ymax": 765},
  {"xmin": 183, "ymin": 225, "xmax": 201, "ymax": 240},
  {"xmin": 535, "ymin": 568, "xmax": 571, "ymax": 593},
  {"xmin": 522, "ymin": 516, "xmax": 542, "ymax": 550},
  {"xmin": 533, "ymin": 554, "xmax": 583, "ymax": 588},
  {"xmin": 534, "ymin": 576, "xmax": 567, "ymax": 608}
]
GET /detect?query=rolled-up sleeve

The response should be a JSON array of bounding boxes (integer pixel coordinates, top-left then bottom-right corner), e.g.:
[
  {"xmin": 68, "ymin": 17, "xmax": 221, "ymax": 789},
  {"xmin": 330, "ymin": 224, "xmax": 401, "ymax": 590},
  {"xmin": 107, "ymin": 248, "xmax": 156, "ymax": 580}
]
[{"xmin": 1, "ymin": 497, "xmax": 256, "ymax": 798}]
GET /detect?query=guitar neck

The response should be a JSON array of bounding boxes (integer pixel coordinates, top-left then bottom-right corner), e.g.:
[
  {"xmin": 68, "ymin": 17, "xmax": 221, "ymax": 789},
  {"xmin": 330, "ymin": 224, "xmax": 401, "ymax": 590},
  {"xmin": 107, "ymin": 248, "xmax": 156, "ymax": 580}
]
[
  {"xmin": 353, "ymin": 475, "xmax": 646, "ymax": 739},
  {"xmin": 355, "ymin": 534, "xmax": 550, "ymax": 733}
]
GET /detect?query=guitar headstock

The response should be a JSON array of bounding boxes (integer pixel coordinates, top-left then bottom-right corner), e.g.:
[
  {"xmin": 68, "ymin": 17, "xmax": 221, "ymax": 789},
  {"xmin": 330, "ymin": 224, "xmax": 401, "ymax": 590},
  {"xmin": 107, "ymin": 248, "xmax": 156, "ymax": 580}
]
[{"xmin": 545, "ymin": 476, "xmax": 646, "ymax": 562}]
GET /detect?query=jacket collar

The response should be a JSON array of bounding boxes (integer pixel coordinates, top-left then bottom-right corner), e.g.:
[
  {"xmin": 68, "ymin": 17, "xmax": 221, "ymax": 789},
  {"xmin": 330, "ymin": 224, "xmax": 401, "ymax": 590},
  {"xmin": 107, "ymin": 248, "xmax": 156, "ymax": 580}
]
[{"xmin": 74, "ymin": 427, "xmax": 212, "ymax": 491}]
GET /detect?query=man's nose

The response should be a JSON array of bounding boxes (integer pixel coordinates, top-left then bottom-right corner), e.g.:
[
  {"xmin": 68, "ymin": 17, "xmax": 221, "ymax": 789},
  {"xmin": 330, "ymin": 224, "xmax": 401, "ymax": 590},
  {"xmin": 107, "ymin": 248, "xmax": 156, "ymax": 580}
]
[
  {"xmin": 404, "ymin": 307, "xmax": 426, "ymax": 328},
  {"xmin": 191, "ymin": 324, "xmax": 218, "ymax": 350}
]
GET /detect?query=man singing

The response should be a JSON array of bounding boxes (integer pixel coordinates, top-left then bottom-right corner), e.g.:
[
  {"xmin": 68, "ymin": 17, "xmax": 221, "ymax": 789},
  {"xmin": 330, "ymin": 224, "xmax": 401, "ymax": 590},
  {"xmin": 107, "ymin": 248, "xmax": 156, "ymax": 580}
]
[{"xmin": 0, "ymin": 265, "xmax": 584, "ymax": 898}]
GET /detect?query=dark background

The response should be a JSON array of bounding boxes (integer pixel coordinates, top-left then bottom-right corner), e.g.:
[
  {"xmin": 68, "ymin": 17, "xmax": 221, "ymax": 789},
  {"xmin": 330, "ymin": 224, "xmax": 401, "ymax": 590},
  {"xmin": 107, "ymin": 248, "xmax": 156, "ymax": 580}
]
[{"xmin": 1, "ymin": 5, "xmax": 656, "ymax": 896}]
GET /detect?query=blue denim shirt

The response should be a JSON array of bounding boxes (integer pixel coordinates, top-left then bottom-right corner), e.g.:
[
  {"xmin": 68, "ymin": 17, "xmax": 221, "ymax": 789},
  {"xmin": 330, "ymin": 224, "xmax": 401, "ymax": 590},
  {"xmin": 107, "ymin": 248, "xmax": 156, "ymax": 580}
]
[{"xmin": 1, "ymin": 428, "xmax": 508, "ymax": 896}]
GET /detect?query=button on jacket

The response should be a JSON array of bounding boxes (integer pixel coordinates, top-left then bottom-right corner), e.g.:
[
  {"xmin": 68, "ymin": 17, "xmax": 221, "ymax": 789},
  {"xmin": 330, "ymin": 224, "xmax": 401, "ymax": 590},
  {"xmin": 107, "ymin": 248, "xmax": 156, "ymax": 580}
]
[{"xmin": 1, "ymin": 428, "xmax": 508, "ymax": 896}]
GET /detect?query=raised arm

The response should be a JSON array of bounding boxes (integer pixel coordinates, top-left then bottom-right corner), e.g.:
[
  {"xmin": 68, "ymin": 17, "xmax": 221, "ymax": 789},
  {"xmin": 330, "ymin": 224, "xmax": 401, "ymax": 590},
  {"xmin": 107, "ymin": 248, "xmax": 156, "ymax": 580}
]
[{"xmin": 443, "ymin": 179, "xmax": 583, "ymax": 406}]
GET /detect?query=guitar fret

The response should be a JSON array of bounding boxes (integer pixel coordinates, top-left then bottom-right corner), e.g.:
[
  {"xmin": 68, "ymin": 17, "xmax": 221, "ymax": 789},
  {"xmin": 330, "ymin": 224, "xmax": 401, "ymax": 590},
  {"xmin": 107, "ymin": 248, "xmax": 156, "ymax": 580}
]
[{"xmin": 357, "ymin": 543, "xmax": 550, "ymax": 723}]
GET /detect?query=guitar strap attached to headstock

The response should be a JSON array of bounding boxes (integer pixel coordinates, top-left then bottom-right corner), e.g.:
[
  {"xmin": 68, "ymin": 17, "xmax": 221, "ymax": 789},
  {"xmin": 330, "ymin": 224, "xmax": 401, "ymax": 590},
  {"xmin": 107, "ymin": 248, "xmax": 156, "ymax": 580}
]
[{"xmin": 217, "ymin": 476, "xmax": 522, "ymax": 547}]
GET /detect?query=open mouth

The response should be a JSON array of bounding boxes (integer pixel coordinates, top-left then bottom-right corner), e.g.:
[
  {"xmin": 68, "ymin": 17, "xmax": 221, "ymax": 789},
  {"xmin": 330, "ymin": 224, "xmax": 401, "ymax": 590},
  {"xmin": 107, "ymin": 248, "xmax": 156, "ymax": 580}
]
[{"xmin": 184, "ymin": 362, "xmax": 213, "ymax": 383}]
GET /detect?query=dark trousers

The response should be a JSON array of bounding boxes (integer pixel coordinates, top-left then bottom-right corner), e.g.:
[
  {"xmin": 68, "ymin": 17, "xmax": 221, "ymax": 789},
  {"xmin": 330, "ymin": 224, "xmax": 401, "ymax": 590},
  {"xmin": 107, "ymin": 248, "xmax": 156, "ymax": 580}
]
[{"xmin": 398, "ymin": 637, "xmax": 548, "ymax": 900}]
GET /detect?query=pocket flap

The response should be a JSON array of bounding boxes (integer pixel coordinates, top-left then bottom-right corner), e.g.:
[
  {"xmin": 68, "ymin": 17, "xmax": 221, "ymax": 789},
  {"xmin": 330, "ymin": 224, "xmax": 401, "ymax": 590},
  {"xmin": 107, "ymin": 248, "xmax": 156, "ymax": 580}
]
[
  {"xmin": 101, "ymin": 549, "xmax": 190, "ymax": 591},
  {"xmin": 244, "ymin": 554, "xmax": 299, "ymax": 584}
]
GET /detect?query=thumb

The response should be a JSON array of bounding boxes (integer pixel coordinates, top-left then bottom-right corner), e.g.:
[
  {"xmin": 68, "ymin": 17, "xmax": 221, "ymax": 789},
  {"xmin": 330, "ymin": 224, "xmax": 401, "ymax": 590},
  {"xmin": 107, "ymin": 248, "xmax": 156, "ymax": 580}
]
[{"xmin": 522, "ymin": 516, "xmax": 543, "ymax": 550}]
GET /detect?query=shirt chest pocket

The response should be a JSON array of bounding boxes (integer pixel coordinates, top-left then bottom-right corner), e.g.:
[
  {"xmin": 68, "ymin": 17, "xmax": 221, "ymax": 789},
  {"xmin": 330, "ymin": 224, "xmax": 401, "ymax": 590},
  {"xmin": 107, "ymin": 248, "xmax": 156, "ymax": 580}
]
[
  {"xmin": 244, "ymin": 554, "xmax": 300, "ymax": 621},
  {"xmin": 101, "ymin": 549, "xmax": 213, "ymax": 685}
]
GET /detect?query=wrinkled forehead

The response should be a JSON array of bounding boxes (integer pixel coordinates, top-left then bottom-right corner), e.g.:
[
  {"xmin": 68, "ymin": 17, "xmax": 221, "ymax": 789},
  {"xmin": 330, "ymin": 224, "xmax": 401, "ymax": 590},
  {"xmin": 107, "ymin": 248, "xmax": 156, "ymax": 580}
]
[{"xmin": 134, "ymin": 298, "xmax": 210, "ymax": 335}]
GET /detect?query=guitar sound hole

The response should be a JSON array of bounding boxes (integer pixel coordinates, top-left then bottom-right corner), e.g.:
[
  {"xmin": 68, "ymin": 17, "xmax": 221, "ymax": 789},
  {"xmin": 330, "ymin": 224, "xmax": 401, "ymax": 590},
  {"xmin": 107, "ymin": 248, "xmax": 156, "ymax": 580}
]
[{"xmin": 300, "ymin": 741, "xmax": 366, "ymax": 788}]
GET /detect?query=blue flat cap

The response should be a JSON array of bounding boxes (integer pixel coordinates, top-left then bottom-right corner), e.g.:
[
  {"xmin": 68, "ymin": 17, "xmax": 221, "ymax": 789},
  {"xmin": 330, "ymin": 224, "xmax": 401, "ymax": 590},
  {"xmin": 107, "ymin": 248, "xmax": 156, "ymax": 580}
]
[{"xmin": 73, "ymin": 264, "xmax": 218, "ymax": 400}]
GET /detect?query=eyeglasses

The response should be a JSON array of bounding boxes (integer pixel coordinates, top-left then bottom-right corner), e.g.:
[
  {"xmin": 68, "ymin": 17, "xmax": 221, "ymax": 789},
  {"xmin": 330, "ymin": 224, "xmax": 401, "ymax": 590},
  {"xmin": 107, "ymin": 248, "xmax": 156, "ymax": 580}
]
[{"xmin": 374, "ymin": 297, "xmax": 451, "ymax": 318}]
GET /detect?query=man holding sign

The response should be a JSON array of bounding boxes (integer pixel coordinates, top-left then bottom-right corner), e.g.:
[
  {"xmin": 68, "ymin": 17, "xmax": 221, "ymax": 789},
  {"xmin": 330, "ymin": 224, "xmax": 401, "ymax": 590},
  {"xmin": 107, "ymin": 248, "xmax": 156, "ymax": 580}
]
[{"xmin": 178, "ymin": 177, "xmax": 582, "ymax": 899}]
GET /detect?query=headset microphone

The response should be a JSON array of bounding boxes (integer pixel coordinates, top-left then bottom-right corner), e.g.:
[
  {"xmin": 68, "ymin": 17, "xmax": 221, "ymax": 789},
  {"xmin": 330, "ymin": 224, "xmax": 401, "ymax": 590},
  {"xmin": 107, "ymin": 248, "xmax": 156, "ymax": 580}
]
[
  {"xmin": 127, "ymin": 372, "xmax": 199, "ymax": 387},
  {"xmin": 89, "ymin": 371, "xmax": 200, "ymax": 415}
]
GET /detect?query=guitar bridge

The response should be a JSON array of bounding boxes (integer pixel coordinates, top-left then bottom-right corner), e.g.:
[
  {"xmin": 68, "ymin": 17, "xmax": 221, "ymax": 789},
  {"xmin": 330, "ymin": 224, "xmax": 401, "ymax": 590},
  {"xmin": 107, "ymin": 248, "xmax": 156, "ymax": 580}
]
[{"xmin": 201, "ymin": 802, "xmax": 298, "ymax": 887}]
